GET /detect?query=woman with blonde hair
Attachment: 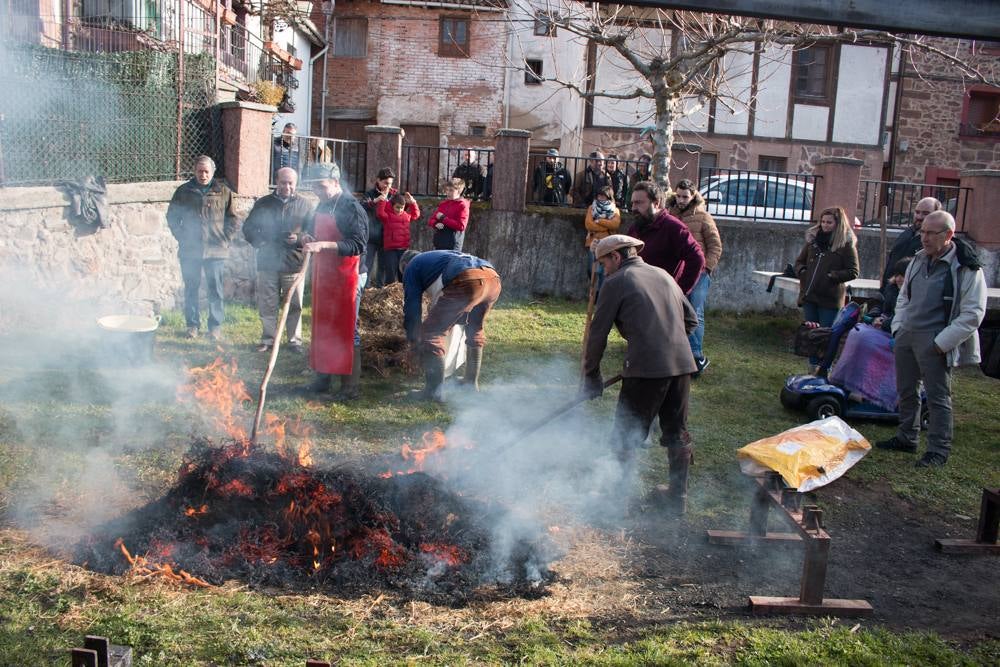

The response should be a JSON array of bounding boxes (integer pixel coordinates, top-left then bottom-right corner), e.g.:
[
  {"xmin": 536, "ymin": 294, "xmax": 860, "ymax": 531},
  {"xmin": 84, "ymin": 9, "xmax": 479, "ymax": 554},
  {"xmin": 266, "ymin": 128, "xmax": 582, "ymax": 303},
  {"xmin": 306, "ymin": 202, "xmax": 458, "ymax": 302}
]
[
  {"xmin": 308, "ymin": 137, "xmax": 332, "ymax": 164},
  {"xmin": 794, "ymin": 206, "xmax": 860, "ymax": 328}
]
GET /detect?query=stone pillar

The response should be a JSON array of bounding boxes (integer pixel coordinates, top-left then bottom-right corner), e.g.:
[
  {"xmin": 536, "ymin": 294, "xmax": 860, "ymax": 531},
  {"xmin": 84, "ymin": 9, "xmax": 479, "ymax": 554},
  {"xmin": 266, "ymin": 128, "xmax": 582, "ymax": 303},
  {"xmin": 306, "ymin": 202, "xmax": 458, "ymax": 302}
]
[
  {"xmin": 219, "ymin": 101, "xmax": 277, "ymax": 197},
  {"xmin": 364, "ymin": 126, "xmax": 403, "ymax": 189},
  {"xmin": 812, "ymin": 157, "xmax": 864, "ymax": 223},
  {"xmin": 959, "ymin": 170, "xmax": 1000, "ymax": 248},
  {"xmin": 492, "ymin": 129, "xmax": 531, "ymax": 212},
  {"xmin": 669, "ymin": 142, "xmax": 702, "ymax": 188}
]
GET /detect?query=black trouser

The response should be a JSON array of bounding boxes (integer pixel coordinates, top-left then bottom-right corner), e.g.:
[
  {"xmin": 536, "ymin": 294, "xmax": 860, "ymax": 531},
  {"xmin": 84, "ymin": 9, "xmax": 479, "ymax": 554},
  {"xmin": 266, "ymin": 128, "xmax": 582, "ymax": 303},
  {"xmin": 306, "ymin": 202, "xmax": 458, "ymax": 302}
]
[
  {"xmin": 364, "ymin": 241, "xmax": 382, "ymax": 288},
  {"xmin": 381, "ymin": 249, "xmax": 403, "ymax": 285},
  {"xmin": 610, "ymin": 375, "xmax": 691, "ymax": 461}
]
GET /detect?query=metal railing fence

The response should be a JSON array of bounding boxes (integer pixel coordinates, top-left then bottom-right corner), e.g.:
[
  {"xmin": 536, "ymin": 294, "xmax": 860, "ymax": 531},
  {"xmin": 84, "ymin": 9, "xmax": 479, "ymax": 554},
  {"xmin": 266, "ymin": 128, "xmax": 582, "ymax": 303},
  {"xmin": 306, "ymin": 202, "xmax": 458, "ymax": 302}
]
[
  {"xmin": 400, "ymin": 146, "xmax": 494, "ymax": 200},
  {"xmin": 697, "ymin": 167, "xmax": 817, "ymax": 222},
  {"xmin": 527, "ymin": 154, "xmax": 648, "ymax": 208},
  {"xmin": 858, "ymin": 180, "xmax": 971, "ymax": 232},
  {"xmin": 269, "ymin": 134, "xmax": 367, "ymax": 193}
]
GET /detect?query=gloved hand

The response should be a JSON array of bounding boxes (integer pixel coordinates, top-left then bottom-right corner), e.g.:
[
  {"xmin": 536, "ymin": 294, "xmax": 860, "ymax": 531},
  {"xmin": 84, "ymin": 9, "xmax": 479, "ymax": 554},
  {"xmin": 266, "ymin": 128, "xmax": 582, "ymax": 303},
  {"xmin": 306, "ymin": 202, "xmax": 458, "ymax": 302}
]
[
  {"xmin": 434, "ymin": 222, "xmax": 445, "ymax": 230},
  {"xmin": 579, "ymin": 373, "xmax": 604, "ymax": 400}
]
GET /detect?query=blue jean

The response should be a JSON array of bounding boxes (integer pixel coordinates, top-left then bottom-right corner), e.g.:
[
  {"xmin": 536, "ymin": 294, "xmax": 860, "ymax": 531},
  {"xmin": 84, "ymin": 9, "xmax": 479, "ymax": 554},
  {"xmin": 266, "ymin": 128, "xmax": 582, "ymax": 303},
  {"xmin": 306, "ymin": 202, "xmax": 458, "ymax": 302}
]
[
  {"xmin": 802, "ymin": 302, "xmax": 839, "ymax": 365},
  {"xmin": 352, "ymin": 272, "xmax": 367, "ymax": 347},
  {"xmin": 687, "ymin": 272, "xmax": 711, "ymax": 361},
  {"xmin": 180, "ymin": 256, "xmax": 225, "ymax": 331},
  {"xmin": 802, "ymin": 302, "xmax": 839, "ymax": 328}
]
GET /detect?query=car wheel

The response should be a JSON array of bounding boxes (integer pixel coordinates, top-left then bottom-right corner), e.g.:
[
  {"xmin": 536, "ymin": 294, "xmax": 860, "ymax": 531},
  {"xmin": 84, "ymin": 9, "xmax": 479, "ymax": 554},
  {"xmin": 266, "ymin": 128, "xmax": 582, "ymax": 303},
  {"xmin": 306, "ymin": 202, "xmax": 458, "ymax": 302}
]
[{"xmin": 807, "ymin": 395, "xmax": 841, "ymax": 420}]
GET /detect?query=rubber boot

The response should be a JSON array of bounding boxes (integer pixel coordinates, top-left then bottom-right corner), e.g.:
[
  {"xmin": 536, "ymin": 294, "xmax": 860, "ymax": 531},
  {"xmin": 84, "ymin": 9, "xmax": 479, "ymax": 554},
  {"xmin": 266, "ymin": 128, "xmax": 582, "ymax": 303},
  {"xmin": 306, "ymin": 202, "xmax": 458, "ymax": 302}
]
[
  {"xmin": 462, "ymin": 346, "xmax": 483, "ymax": 391},
  {"xmin": 334, "ymin": 347, "xmax": 362, "ymax": 402},
  {"xmin": 422, "ymin": 352, "xmax": 446, "ymax": 402},
  {"xmin": 304, "ymin": 372, "xmax": 332, "ymax": 394},
  {"xmin": 665, "ymin": 444, "xmax": 694, "ymax": 515}
]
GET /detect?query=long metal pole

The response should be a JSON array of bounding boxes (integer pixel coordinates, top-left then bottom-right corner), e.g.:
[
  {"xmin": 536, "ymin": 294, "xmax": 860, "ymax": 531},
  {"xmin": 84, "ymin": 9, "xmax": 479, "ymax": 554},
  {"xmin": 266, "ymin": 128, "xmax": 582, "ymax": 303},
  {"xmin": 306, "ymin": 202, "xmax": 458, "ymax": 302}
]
[
  {"xmin": 580, "ymin": 257, "xmax": 599, "ymax": 377},
  {"xmin": 175, "ymin": 0, "xmax": 185, "ymax": 179}
]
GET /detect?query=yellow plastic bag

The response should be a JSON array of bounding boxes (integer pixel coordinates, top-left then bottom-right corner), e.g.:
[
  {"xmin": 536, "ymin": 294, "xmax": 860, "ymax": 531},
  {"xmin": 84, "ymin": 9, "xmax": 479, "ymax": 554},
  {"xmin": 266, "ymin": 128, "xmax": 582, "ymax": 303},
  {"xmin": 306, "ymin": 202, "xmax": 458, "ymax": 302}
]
[{"xmin": 737, "ymin": 416, "xmax": 871, "ymax": 492}]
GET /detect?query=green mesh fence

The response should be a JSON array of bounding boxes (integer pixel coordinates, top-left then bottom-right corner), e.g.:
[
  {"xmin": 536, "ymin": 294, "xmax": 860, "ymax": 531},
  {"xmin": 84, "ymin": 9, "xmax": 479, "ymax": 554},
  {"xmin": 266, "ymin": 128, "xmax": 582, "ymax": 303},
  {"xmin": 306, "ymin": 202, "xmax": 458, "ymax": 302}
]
[{"xmin": 0, "ymin": 44, "xmax": 219, "ymax": 186}]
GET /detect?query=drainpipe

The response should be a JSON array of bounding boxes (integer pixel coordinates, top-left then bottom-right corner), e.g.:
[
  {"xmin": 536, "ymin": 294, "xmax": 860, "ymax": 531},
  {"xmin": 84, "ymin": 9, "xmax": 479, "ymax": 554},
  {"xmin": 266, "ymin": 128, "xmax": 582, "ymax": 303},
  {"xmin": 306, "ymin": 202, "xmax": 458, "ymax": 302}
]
[
  {"xmin": 319, "ymin": 0, "xmax": 335, "ymax": 136},
  {"xmin": 310, "ymin": 43, "xmax": 328, "ymax": 135}
]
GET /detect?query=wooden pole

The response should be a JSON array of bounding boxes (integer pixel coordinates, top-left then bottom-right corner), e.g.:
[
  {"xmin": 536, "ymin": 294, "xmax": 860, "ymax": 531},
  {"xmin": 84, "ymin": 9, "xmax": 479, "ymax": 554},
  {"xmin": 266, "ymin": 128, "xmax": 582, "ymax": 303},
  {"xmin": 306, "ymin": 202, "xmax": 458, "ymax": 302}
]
[
  {"xmin": 579, "ymin": 257, "xmax": 599, "ymax": 377},
  {"xmin": 251, "ymin": 253, "xmax": 311, "ymax": 443},
  {"xmin": 878, "ymin": 204, "xmax": 888, "ymax": 282}
]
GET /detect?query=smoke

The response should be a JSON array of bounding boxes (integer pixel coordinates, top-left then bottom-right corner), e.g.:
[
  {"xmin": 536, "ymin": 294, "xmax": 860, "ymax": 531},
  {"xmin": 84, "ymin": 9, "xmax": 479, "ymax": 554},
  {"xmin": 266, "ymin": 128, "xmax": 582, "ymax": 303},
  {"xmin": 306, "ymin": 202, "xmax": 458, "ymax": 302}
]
[
  {"xmin": 420, "ymin": 358, "xmax": 636, "ymax": 582},
  {"xmin": 0, "ymin": 267, "xmax": 186, "ymax": 547}
]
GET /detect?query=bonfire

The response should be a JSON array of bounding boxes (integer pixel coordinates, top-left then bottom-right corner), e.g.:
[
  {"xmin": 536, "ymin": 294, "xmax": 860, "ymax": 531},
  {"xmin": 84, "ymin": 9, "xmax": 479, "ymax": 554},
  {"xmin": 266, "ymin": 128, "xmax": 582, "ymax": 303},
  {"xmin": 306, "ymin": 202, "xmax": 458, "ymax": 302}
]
[{"xmin": 74, "ymin": 357, "xmax": 557, "ymax": 600}]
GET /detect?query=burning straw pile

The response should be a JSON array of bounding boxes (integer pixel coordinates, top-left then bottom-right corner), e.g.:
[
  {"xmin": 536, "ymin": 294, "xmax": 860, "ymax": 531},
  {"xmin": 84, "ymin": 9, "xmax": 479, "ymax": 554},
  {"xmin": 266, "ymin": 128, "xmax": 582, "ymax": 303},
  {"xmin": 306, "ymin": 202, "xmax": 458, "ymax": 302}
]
[{"xmin": 73, "ymin": 358, "xmax": 557, "ymax": 599}]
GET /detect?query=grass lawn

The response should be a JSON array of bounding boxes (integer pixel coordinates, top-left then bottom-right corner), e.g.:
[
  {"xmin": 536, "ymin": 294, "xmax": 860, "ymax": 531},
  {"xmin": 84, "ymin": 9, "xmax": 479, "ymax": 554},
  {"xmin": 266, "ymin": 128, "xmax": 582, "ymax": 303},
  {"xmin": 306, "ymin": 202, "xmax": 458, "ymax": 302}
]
[{"xmin": 0, "ymin": 299, "xmax": 997, "ymax": 666}]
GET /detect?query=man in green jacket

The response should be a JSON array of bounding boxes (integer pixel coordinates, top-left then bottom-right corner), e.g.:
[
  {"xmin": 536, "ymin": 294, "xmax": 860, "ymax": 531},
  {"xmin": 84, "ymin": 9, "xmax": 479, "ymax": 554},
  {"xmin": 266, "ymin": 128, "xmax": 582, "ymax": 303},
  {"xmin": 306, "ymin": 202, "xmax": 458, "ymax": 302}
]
[{"xmin": 166, "ymin": 155, "xmax": 240, "ymax": 340}]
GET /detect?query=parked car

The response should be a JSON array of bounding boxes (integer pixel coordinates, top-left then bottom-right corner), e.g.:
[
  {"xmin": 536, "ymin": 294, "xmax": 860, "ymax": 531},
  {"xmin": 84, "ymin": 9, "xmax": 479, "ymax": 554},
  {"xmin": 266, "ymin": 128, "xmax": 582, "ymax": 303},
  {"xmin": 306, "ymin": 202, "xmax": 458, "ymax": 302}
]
[{"xmin": 699, "ymin": 173, "xmax": 814, "ymax": 223}]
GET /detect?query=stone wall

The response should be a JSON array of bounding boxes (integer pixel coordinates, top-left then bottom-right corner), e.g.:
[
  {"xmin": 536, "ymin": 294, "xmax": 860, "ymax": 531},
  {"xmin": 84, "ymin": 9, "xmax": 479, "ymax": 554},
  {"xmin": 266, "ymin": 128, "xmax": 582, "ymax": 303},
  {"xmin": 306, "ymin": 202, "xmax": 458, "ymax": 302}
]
[
  {"xmin": 0, "ymin": 182, "xmax": 256, "ymax": 317},
  {"xmin": 2, "ymin": 184, "xmax": 997, "ymax": 317}
]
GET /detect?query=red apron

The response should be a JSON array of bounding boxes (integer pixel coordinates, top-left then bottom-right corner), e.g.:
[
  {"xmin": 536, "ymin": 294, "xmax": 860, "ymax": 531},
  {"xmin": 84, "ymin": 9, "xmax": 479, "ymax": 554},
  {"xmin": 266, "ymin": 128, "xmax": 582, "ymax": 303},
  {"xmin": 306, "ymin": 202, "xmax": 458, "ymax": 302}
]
[{"xmin": 309, "ymin": 209, "xmax": 360, "ymax": 374}]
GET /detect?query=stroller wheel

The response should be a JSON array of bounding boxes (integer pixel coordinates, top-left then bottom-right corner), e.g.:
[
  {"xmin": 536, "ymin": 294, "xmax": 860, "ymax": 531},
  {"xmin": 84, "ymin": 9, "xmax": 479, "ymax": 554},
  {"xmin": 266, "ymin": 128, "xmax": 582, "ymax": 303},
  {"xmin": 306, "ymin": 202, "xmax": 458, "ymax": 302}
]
[{"xmin": 807, "ymin": 395, "xmax": 841, "ymax": 420}]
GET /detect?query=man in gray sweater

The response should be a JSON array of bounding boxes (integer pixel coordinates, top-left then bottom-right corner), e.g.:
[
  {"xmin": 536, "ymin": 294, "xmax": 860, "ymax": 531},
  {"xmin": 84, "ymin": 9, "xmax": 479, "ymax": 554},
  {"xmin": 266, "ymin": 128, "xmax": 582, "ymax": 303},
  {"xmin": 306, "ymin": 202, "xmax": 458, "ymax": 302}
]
[
  {"xmin": 582, "ymin": 234, "xmax": 699, "ymax": 513},
  {"xmin": 876, "ymin": 211, "xmax": 987, "ymax": 467}
]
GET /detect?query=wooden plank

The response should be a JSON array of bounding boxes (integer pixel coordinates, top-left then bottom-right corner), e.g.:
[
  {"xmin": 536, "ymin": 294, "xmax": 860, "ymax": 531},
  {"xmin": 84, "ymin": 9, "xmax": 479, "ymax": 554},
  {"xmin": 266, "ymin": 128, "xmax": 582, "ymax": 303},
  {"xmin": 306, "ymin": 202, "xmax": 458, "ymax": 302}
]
[
  {"xmin": 749, "ymin": 595, "xmax": 874, "ymax": 617},
  {"xmin": 935, "ymin": 538, "xmax": 1000, "ymax": 554},
  {"xmin": 706, "ymin": 529, "xmax": 801, "ymax": 544}
]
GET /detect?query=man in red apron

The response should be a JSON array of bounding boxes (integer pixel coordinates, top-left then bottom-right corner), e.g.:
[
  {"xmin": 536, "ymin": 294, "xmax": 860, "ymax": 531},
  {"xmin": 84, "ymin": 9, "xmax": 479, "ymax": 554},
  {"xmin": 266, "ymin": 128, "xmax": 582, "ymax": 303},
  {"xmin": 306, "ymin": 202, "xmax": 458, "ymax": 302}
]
[{"xmin": 301, "ymin": 163, "xmax": 369, "ymax": 400}]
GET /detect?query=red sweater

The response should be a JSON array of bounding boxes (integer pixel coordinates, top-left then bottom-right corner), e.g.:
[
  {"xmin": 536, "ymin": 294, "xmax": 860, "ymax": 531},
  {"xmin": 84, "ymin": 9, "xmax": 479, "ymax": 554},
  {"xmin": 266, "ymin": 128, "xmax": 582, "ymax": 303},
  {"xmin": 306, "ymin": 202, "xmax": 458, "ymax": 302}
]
[
  {"xmin": 429, "ymin": 198, "xmax": 469, "ymax": 232},
  {"xmin": 376, "ymin": 200, "xmax": 420, "ymax": 250}
]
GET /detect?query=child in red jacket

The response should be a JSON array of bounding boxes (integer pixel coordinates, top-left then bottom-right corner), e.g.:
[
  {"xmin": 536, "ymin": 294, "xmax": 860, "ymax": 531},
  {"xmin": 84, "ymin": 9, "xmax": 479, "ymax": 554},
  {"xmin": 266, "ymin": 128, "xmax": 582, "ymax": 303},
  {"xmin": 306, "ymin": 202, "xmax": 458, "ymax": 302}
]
[
  {"xmin": 429, "ymin": 178, "xmax": 470, "ymax": 251},
  {"xmin": 377, "ymin": 192, "xmax": 420, "ymax": 284}
]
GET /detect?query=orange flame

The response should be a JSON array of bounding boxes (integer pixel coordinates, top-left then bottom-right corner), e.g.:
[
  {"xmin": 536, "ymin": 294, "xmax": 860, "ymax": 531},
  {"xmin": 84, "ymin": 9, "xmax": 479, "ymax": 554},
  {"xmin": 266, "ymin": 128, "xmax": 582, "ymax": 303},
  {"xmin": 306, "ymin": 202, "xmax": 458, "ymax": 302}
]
[
  {"xmin": 184, "ymin": 505, "xmax": 208, "ymax": 518},
  {"xmin": 115, "ymin": 538, "xmax": 212, "ymax": 588},
  {"xmin": 382, "ymin": 429, "xmax": 451, "ymax": 477},
  {"xmin": 180, "ymin": 357, "xmax": 252, "ymax": 440},
  {"xmin": 217, "ymin": 479, "xmax": 254, "ymax": 497}
]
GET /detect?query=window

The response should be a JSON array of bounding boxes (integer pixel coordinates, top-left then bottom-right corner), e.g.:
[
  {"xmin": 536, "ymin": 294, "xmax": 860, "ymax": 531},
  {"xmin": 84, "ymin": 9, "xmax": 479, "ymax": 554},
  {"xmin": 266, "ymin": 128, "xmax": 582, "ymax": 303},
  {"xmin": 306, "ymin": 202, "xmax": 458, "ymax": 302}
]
[
  {"xmin": 534, "ymin": 12, "xmax": 556, "ymax": 36},
  {"xmin": 333, "ymin": 18, "xmax": 367, "ymax": 57},
  {"xmin": 698, "ymin": 152, "xmax": 718, "ymax": 183},
  {"xmin": 793, "ymin": 46, "xmax": 832, "ymax": 104},
  {"xmin": 469, "ymin": 124, "xmax": 486, "ymax": 137},
  {"xmin": 525, "ymin": 59, "xmax": 543, "ymax": 85},
  {"xmin": 439, "ymin": 17, "xmax": 470, "ymax": 58},
  {"xmin": 758, "ymin": 155, "xmax": 788, "ymax": 173},
  {"xmin": 764, "ymin": 181, "xmax": 811, "ymax": 210},
  {"xmin": 714, "ymin": 179, "xmax": 763, "ymax": 207},
  {"xmin": 960, "ymin": 87, "xmax": 1000, "ymax": 137}
]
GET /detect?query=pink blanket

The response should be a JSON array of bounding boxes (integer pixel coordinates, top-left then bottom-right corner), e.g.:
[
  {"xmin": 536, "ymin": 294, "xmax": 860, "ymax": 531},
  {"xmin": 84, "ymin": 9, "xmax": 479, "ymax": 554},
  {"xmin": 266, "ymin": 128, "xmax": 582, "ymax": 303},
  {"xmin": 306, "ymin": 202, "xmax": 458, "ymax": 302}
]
[{"xmin": 829, "ymin": 324, "xmax": 898, "ymax": 411}]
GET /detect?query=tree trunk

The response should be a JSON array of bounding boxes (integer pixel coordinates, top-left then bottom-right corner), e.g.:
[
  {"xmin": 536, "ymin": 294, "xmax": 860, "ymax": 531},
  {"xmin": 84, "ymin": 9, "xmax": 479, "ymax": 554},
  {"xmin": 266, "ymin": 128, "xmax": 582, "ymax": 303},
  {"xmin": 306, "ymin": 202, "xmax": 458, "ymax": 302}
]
[{"xmin": 651, "ymin": 92, "xmax": 676, "ymax": 191}]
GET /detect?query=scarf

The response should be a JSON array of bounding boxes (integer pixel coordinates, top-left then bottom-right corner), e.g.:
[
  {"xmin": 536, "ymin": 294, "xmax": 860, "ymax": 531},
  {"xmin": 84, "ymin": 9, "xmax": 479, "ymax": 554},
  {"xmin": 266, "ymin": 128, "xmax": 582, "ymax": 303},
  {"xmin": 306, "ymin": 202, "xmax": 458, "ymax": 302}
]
[{"xmin": 592, "ymin": 199, "xmax": 615, "ymax": 220}]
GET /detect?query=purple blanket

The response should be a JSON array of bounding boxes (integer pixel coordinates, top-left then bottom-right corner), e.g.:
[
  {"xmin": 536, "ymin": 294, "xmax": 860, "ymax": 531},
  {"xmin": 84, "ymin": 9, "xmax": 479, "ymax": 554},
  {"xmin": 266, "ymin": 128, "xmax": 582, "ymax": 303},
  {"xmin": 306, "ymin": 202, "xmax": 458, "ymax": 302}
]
[{"xmin": 829, "ymin": 324, "xmax": 898, "ymax": 410}]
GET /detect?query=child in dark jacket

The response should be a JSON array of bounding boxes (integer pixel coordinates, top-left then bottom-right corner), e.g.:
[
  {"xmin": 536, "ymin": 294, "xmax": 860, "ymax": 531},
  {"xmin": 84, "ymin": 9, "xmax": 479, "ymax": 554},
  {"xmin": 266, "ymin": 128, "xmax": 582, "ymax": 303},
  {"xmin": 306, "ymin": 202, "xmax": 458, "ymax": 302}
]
[
  {"xmin": 872, "ymin": 257, "xmax": 912, "ymax": 331},
  {"xmin": 429, "ymin": 178, "xmax": 471, "ymax": 251},
  {"xmin": 376, "ymin": 192, "xmax": 420, "ymax": 284}
]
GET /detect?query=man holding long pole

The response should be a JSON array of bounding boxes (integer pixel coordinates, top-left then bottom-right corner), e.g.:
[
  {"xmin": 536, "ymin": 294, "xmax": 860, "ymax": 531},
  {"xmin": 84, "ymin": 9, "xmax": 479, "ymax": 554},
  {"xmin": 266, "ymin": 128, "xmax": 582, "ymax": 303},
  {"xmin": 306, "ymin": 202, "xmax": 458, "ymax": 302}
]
[{"xmin": 582, "ymin": 234, "xmax": 699, "ymax": 514}]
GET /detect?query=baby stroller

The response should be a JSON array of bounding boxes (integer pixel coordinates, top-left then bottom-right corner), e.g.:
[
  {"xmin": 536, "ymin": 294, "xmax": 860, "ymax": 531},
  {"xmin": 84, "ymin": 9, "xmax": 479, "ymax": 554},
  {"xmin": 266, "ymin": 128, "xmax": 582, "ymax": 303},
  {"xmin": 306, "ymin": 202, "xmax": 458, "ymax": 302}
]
[{"xmin": 780, "ymin": 302, "xmax": 928, "ymax": 426}]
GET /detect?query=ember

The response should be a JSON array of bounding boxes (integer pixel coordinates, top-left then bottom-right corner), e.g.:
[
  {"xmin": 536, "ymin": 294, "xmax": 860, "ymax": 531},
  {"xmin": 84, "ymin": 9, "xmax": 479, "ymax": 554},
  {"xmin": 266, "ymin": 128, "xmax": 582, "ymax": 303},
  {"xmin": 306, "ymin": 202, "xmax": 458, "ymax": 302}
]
[
  {"xmin": 75, "ymin": 438, "xmax": 559, "ymax": 599},
  {"xmin": 73, "ymin": 356, "xmax": 558, "ymax": 600}
]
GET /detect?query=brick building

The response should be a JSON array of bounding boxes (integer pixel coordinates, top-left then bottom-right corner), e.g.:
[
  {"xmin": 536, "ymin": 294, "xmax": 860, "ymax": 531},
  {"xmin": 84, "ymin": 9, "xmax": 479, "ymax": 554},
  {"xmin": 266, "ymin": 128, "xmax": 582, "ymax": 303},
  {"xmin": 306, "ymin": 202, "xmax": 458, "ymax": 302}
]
[
  {"xmin": 890, "ymin": 38, "xmax": 1000, "ymax": 186},
  {"xmin": 310, "ymin": 0, "xmax": 507, "ymax": 188}
]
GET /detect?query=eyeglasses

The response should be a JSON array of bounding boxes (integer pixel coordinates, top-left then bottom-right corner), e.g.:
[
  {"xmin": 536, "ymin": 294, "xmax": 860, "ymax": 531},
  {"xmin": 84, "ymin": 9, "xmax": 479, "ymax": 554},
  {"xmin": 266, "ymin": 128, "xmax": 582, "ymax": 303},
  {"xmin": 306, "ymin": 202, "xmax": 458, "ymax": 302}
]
[{"xmin": 917, "ymin": 228, "xmax": 948, "ymax": 236}]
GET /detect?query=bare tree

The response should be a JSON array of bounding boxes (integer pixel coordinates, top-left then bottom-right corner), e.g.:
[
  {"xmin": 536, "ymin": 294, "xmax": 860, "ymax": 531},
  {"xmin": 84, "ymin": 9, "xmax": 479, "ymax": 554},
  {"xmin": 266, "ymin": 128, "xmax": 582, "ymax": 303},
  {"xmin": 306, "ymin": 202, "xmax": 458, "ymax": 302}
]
[{"xmin": 508, "ymin": 2, "xmax": 998, "ymax": 188}]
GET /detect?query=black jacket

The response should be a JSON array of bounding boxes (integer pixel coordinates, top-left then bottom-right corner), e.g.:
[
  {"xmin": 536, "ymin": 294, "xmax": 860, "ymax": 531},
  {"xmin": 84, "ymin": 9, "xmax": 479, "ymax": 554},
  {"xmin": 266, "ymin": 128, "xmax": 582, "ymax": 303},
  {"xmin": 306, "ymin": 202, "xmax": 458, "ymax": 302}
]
[
  {"xmin": 242, "ymin": 193, "xmax": 315, "ymax": 272},
  {"xmin": 881, "ymin": 224, "xmax": 922, "ymax": 287},
  {"xmin": 532, "ymin": 162, "xmax": 571, "ymax": 204},
  {"xmin": 166, "ymin": 179, "xmax": 239, "ymax": 259},
  {"xmin": 315, "ymin": 192, "xmax": 369, "ymax": 270}
]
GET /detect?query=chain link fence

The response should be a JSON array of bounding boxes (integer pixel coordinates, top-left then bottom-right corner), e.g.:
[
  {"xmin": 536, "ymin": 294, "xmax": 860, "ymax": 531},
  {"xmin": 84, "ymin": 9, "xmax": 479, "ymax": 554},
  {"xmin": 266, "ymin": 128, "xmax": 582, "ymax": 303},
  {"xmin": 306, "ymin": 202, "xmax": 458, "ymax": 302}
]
[{"xmin": 0, "ymin": 43, "xmax": 219, "ymax": 186}]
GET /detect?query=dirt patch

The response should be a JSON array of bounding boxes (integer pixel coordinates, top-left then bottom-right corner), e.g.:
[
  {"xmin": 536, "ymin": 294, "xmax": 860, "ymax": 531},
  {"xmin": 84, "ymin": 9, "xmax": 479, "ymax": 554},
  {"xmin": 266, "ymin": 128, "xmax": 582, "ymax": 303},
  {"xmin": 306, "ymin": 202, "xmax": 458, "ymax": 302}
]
[{"xmin": 614, "ymin": 477, "xmax": 999, "ymax": 641}]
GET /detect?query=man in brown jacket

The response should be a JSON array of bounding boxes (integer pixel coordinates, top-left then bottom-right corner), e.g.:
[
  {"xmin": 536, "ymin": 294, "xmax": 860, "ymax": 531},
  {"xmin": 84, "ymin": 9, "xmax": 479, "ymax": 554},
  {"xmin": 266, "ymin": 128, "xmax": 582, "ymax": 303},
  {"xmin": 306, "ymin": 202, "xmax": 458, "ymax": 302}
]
[
  {"xmin": 667, "ymin": 179, "xmax": 722, "ymax": 375},
  {"xmin": 582, "ymin": 234, "xmax": 699, "ymax": 514}
]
